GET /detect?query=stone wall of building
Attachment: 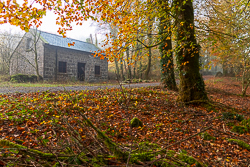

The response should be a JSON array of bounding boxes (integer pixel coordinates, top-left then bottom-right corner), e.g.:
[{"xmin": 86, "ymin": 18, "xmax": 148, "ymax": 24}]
[
  {"xmin": 10, "ymin": 32, "xmax": 44, "ymax": 77},
  {"xmin": 44, "ymin": 44, "xmax": 108, "ymax": 82}
]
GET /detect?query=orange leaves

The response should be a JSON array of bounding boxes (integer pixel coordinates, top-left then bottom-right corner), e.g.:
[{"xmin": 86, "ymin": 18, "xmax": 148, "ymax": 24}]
[
  {"xmin": 17, "ymin": 126, "xmax": 25, "ymax": 131},
  {"xmin": 67, "ymin": 42, "xmax": 75, "ymax": 47}
]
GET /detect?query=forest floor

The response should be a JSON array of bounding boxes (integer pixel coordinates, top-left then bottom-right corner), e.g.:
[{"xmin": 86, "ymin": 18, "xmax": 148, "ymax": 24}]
[{"xmin": 0, "ymin": 77, "xmax": 249, "ymax": 166}]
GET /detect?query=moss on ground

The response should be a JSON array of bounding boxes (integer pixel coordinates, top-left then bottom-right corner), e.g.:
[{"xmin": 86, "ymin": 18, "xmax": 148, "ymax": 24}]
[
  {"xmin": 231, "ymin": 125, "xmax": 248, "ymax": 134},
  {"xmin": 130, "ymin": 117, "xmax": 143, "ymax": 128},
  {"xmin": 227, "ymin": 139, "xmax": 250, "ymax": 151},
  {"xmin": 240, "ymin": 119, "xmax": 250, "ymax": 129},
  {"xmin": 130, "ymin": 142, "xmax": 203, "ymax": 167},
  {"xmin": 200, "ymin": 132, "xmax": 216, "ymax": 140},
  {"xmin": 222, "ymin": 112, "xmax": 244, "ymax": 121}
]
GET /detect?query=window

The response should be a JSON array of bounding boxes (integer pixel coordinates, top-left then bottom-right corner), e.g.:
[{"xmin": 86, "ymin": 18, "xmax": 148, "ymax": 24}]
[
  {"xmin": 95, "ymin": 66, "xmax": 100, "ymax": 76},
  {"xmin": 59, "ymin": 61, "xmax": 67, "ymax": 73},
  {"xmin": 26, "ymin": 38, "xmax": 32, "ymax": 51}
]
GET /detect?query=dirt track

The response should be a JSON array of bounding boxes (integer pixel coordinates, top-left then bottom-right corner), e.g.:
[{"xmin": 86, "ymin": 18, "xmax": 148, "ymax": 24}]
[{"xmin": 0, "ymin": 76, "xmax": 215, "ymax": 94}]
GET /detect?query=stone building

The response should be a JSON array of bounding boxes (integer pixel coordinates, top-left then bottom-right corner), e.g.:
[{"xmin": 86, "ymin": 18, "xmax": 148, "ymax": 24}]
[{"xmin": 10, "ymin": 29, "xmax": 108, "ymax": 82}]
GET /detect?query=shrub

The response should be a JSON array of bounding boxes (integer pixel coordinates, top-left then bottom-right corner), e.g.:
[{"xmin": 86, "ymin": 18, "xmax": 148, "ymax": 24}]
[
  {"xmin": 10, "ymin": 74, "xmax": 43, "ymax": 83},
  {"xmin": 132, "ymin": 79, "xmax": 138, "ymax": 83}
]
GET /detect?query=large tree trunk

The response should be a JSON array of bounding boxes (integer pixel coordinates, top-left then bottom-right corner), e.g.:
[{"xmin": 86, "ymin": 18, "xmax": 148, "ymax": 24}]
[
  {"xmin": 158, "ymin": 0, "xmax": 178, "ymax": 91},
  {"xmin": 175, "ymin": 0, "xmax": 207, "ymax": 102},
  {"xmin": 145, "ymin": 16, "xmax": 153, "ymax": 80}
]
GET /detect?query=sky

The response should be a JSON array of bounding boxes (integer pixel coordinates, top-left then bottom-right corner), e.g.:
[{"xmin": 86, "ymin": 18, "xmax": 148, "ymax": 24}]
[{"xmin": 0, "ymin": 11, "xmax": 97, "ymax": 42}]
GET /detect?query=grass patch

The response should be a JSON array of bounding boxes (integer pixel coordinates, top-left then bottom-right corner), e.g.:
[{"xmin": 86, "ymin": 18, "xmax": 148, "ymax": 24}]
[{"xmin": 0, "ymin": 79, "xmax": 118, "ymax": 88}]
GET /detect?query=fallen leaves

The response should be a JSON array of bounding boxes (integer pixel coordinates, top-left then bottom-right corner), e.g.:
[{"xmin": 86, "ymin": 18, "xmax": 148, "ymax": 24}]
[{"xmin": 0, "ymin": 78, "xmax": 249, "ymax": 166}]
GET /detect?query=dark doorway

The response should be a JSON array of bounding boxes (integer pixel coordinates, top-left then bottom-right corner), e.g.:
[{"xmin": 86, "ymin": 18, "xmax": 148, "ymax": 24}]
[{"xmin": 78, "ymin": 63, "xmax": 85, "ymax": 81}]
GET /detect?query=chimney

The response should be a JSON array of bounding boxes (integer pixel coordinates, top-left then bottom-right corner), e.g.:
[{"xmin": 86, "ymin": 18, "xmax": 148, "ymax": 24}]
[{"xmin": 90, "ymin": 34, "xmax": 93, "ymax": 44}]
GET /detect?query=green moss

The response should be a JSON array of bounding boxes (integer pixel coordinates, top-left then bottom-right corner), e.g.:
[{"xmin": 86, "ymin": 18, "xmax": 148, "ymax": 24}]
[
  {"xmin": 204, "ymin": 104, "xmax": 218, "ymax": 113},
  {"xmin": 226, "ymin": 122, "xmax": 235, "ymax": 127},
  {"xmin": 130, "ymin": 117, "xmax": 143, "ymax": 128},
  {"xmin": 81, "ymin": 115, "xmax": 128, "ymax": 161},
  {"xmin": 231, "ymin": 125, "xmax": 248, "ymax": 134},
  {"xmin": 177, "ymin": 152, "xmax": 197, "ymax": 165},
  {"xmin": 200, "ymin": 132, "xmax": 216, "ymax": 140},
  {"xmin": 0, "ymin": 140, "xmax": 68, "ymax": 160},
  {"xmin": 138, "ymin": 142, "xmax": 159, "ymax": 151},
  {"xmin": 222, "ymin": 112, "xmax": 244, "ymax": 121},
  {"xmin": 130, "ymin": 143, "xmax": 202, "ymax": 167},
  {"xmin": 240, "ymin": 119, "xmax": 250, "ymax": 129},
  {"xmin": 227, "ymin": 139, "xmax": 250, "ymax": 151}
]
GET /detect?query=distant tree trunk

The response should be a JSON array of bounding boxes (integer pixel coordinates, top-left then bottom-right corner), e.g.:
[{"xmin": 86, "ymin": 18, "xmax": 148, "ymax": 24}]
[
  {"xmin": 222, "ymin": 62, "xmax": 229, "ymax": 76},
  {"xmin": 145, "ymin": 16, "xmax": 153, "ymax": 80},
  {"xmin": 123, "ymin": 59, "xmax": 127, "ymax": 79},
  {"xmin": 175, "ymin": 0, "xmax": 207, "ymax": 102},
  {"xmin": 114, "ymin": 57, "xmax": 120, "ymax": 80},
  {"xmin": 126, "ymin": 47, "xmax": 131, "ymax": 80},
  {"xmin": 139, "ymin": 61, "xmax": 142, "ymax": 79},
  {"xmin": 158, "ymin": 0, "xmax": 177, "ymax": 91},
  {"xmin": 34, "ymin": 42, "xmax": 40, "ymax": 82},
  {"xmin": 31, "ymin": 29, "xmax": 41, "ymax": 82},
  {"xmin": 131, "ymin": 50, "xmax": 134, "ymax": 79},
  {"xmin": 120, "ymin": 54, "xmax": 124, "ymax": 81},
  {"xmin": 242, "ymin": 57, "xmax": 250, "ymax": 96},
  {"xmin": 134, "ymin": 57, "xmax": 137, "ymax": 79},
  {"xmin": 136, "ymin": 43, "xmax": 142, "ymax": 79}
]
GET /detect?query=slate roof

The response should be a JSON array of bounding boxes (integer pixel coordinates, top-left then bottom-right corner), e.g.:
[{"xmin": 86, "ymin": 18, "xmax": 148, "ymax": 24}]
[{"xmin": 33, "ymin": 30, "xmax": 100, "ymax": 53}]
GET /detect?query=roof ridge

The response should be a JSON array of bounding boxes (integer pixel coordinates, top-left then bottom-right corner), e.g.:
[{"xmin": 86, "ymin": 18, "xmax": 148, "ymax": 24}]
[
  {"xmin": 35, "ymin": 29, "xmax": 94, "ymax": 45},
  {"xmin": 29, "ymin": 29, "xmax": 101, "ymax": 53}
]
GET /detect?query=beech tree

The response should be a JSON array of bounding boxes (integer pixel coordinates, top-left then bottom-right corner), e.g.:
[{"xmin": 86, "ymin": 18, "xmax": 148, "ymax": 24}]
[
  {"xmin": 196, "ymin": 0, "xmax": 250, "ymax": 96},
  {"xmin": 158, "ymin": 0, "xmax": 178, "ymax": 91},
  {"xmin": 174, "ymin": 0, "xmax": 208, "ymax": 101}
]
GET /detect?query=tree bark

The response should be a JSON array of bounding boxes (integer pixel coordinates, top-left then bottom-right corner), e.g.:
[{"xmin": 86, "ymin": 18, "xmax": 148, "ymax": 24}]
[
  {"xmin": 32, "ymin": 30, "xmax": 41, "ymax": 82},
  {"xmin": 114, "ymin": 57, "xmax": 120, "ymax": 80},
  {"xmin": 175, "ymin": 0, "xmax": 207, "ymax": 102},
  {"xmin": 145, "ymin": 16, "xmax": 153, "ymax": 80},
  {"xmin": 120, "ymin": 55, "xmax": 124, "ymax": 81},
  {"xmin": 126, "ymin": 47, "xmax": 131, "ymax": 80},
  {"xmin": 158, "ymin": 0, "xmax": 178, "ymax": 91}
]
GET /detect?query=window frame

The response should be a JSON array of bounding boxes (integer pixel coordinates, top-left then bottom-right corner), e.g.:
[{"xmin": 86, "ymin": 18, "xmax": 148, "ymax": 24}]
[
  {"xmin": 95, "ymin": 65, "xmax": 101, "ymax": 76},
  {"xmin": 26, "ymin": 38, "xmax": 32, "ymax": 51},
  {"xmin": 58, "ymin": 61, "xmax": 67, "ymax": 73}
]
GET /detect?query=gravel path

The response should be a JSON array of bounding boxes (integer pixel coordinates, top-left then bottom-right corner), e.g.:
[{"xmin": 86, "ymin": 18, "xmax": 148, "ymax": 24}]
[
  {"xmin": 0, "ymin": 82, "xmax": 161, "ymax": 94},
  {"xmin": 0, "ymin": 76, "xmax": 214, "ymax": 94}
]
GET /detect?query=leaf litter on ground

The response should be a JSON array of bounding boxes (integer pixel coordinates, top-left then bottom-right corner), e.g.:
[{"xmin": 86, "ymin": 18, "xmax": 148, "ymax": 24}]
[{"xmin": 0, "ymin": 77, "xmax": 249, "ymax": 166}]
